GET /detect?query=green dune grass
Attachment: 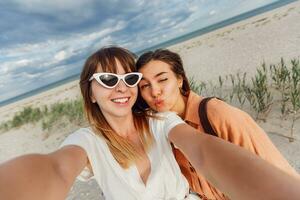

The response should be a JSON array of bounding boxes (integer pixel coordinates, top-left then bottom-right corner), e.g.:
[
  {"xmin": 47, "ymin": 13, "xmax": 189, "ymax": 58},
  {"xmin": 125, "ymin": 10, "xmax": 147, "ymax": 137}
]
[{"xmin": 1, "ymin": 58, "xmax": 300, "ymax": 141}]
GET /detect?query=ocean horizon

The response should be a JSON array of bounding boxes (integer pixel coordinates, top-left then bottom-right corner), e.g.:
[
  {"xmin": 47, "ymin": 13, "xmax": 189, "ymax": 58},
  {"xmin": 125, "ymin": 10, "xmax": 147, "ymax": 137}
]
[{"xmin": 0, "ymin": 0, "xmax": 296, "ymax": 107}]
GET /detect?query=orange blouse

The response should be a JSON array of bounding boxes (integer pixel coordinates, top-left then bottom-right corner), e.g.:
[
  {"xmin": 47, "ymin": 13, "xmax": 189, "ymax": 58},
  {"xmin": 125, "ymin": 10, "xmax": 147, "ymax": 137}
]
[{"xmin": 172, "ymin": 91, "xmax": 297, "ymax": 200}]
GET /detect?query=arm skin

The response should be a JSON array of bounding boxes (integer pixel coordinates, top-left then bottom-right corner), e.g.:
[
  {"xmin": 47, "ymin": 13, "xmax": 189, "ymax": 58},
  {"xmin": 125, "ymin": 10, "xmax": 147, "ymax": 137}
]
[
  {"xmin": 169, "ymin": 123, "xmax": 300, "ymax": 200},
  {"xmin": 206, "ymin": 99, "xmax": 296, "ymax": 175},
  {"xmin": 0, "ymin": 127, "xmax": 299, "ymax": 200},
  {"xmin": 0, "ymin": 145, "xmax": 88, "ymax": 200}
]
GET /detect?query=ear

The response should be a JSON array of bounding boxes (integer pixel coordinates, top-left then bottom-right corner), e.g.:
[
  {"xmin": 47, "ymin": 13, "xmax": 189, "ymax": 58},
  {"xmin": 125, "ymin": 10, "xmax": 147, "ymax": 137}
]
[
  {"xmin": 90, "ymin": 93, "xmax": 97, "ymax": 103},
  {"xmin": 177, "ymin": 76, "xmax": 183, "ymax": 88}
]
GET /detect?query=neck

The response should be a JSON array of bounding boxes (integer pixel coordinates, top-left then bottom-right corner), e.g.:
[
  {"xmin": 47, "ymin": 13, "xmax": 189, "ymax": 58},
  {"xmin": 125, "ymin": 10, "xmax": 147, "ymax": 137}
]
[
  {"xmin": 171, "ymin": 94, "xmax": 187, "ymax": 118},
  {"xmin": 104, "ymin": 113, "xmax": 136, "ymax": 138}
]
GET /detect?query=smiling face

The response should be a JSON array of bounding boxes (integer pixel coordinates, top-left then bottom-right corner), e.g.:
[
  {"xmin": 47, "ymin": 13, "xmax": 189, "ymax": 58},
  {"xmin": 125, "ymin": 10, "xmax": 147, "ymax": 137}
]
[
  {"xmin": 138, "ymin": 60, "xmax": 186, "ymax": 114},
  {"xmin": 90, "ymin": 59, "xmax": 138, "ymax": 120}
]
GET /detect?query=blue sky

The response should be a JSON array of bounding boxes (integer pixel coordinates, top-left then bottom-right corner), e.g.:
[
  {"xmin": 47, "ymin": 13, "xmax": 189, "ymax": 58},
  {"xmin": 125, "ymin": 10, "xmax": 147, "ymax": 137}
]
[{"xmin": 0, "ymin": 0, "xmax": 280, "ymax": 103}]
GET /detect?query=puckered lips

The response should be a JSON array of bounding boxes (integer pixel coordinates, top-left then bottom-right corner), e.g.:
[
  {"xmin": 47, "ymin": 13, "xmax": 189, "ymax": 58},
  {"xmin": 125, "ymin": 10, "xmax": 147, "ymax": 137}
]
[{"xmin": 154, "ymin": 98, "xmax": 164, "ymax": 107}]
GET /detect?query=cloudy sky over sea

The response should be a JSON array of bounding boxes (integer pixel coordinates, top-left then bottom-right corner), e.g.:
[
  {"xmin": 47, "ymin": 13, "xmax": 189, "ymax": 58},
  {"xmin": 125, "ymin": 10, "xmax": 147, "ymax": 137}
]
[{"xmin": 0, "ymin": 0, "xmax": 283, "ymax": 103}]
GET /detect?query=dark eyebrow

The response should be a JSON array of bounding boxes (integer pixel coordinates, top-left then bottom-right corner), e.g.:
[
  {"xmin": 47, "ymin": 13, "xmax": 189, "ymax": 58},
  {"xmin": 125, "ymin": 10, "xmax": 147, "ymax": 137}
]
[{"xmin": 141, "ymin": 72, "xmax": 168, "ymax": 80}]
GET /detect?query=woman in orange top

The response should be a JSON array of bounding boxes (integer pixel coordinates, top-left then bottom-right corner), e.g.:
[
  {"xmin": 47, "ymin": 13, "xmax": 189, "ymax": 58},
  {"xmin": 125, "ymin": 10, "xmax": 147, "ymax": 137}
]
[{"xmin": 136, "ymin": 48, "xmax": 297, "ymax": 200}]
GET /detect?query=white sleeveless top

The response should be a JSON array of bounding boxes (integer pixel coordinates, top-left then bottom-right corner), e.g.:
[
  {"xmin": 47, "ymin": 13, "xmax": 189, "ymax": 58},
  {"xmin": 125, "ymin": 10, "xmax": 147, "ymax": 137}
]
[{"xmin": 61, "ymin": 112, "xmax": 200, "ymax": 200}]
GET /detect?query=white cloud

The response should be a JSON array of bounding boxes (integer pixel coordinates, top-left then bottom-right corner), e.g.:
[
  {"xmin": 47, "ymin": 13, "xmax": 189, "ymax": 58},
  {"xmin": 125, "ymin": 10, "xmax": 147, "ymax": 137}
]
[
  {"xmin": 0, "ymin": 59, "xmax": 33, "ymax": 75},
  {"xmin": 160, "ymin": 18, "xmax": 170, "ymax": 24},
  {"xmin": 0, "ymin": 42, "xmax": 52, "ymax": 57},
  {"xmin": 0, "ymin": 75, "xmax": 7, "ymax": 88},
  {"xmin": 42, "ymin": 62, "xmax": 80, "ymax": 80},
  {"xmin": 19, "ymin": 72, "xmax": 42, "ymax": 79},
  {"xmin": 178, "ymin": 28, "xmax": 185, "ymax": 33},
  {"xmin": 92, "ymin": 35, "xmax": 115, "ymax": 48},
  {"xmin": 15, "ymin": 59, "xmax": 31, "ymax": 67},
  {"xmin": 135, "ymin": 0, "xmax": 146, "ymax": 6},
  {"xmin": 189, "ymin": 5, "xmax": 199, "ymax": 12},
  {"xmin": 78, "ymin": 21, "xmax": 127, "ymax": 42},
  {"xmin": 0, "ymin": 0, "xmax": 281, "ymax": 102},
  {"xmin": 54, "ymin": 51, "xmax": 67, "ymax": 62},
  {"xmin": 209, "ymin": 10, "xmax": 216, "ymax": 16},
  {"xmin": 3, "ymin": 0, "xmax": 97, "ymax": 25},
  {"xmin": 0, "ymin": 18, "xmax": 128, "ymax": 77},
  {"xmin": 11, "ymin": 0, "xmax": 95, "ymax": 15}
]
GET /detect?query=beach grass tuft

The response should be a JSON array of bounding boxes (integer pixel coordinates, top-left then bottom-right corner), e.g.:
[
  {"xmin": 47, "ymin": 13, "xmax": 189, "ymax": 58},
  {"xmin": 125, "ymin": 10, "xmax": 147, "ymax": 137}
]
[
  {"xmin": 0, "ymin": 98, "xmax": 85, "ymax": 133},
  {"xmin": 42, "ymin": 98, "xmax": 85, "ymax": 131},
  {"xmin": 1, "ymin": 58, "xmax": 300, "ymax": 142},
  {"xmin": 245, "ymin": 62, "xmax": 273, "ymax": 121},
  {"xmin": 270, "ymin": 58, "xmax": 290, "ymax": 118},
  {"xmin": 288, "ymin": 59, "xmax": 300, "ymax": 142},
  {"xmin": 189, "ymin": 76, "xmax": 207, "ymax": 95}
]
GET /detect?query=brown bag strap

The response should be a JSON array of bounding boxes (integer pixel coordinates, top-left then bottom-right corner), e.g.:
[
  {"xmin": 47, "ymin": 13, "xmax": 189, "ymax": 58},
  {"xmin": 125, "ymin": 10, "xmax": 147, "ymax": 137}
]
[{"xmin": 198, "ymin": 97, "xmax": 220, "ymax": 137}]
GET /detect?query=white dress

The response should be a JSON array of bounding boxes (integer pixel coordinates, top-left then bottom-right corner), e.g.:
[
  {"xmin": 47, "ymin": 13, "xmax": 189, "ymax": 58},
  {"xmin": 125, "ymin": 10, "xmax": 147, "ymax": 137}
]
[{"xmin": 61, "ymin": 112, "xmax": 200, "ymax": 200}]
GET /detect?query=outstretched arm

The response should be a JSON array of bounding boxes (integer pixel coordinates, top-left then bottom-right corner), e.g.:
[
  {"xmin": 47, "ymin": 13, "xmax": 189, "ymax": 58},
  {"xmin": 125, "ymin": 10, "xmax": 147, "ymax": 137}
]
[
  {"xmin": 169, "ymin": 123, "xmax": 300, "ymax": 200},
  {"xmin": 0, "ymin": 145, "xmax": 88, "ymax": 200},
  {"xmin": 206, "ymin": 99, "xmax": 296, "ymax": 175}
]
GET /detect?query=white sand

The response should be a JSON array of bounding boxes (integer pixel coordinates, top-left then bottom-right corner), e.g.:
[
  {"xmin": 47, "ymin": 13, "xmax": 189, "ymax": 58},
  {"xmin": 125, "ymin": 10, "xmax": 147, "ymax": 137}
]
[
  {"xmin": 170, "ymin": 0, "xmax": 300, "ymax": 82},
  {"xmin": 0, "ymin": 1, "xmax": 299, "ymax": 199},
  {"xmin": 0, "ymin": 79, "xmax": 81, "ymax": 123}
]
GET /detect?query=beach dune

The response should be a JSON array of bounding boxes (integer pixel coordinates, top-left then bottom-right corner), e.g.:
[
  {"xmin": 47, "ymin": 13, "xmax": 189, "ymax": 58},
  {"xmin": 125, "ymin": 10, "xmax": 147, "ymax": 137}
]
[{"xmin": 170, "ymin": 0, "xmax": 300, "ymax": 82}]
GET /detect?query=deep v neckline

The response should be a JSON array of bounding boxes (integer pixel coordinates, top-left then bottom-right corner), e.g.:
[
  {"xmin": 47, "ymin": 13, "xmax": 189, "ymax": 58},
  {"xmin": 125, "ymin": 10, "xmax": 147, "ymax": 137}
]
[
  {"xmin": 95, "ymin": 133, "xmax": 155, "ymax": 189},
  {"xmin": 125, "ymin": 130, "xmax": 154, "ymax": 187},
  {"xmin": 134, "ymin": 152, "xmax": 153, "ymax": 186}
]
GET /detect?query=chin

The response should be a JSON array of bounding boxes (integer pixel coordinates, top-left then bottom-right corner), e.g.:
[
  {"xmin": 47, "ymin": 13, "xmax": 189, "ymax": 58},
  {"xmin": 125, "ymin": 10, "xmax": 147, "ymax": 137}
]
[
  {"xmin": 156, "ymin": 107, "xmax": 170, "ymax": 112},
  {"xmin": 114, "ymin": 111, "xmax": 132, "ymax": 118},
  {"xmin": 111, "ymin": 107, "xmax": 133, "ymax": 117}
]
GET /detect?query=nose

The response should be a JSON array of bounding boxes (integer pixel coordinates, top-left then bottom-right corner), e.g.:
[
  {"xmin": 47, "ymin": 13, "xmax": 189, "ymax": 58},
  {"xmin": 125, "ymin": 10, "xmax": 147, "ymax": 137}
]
[
  {"xmin": 115, "ymin": 79, "xmax": 128, "ymax": 92},
  {"xmin": 151, "ymin": 84, "xmax": 161, "ymax": 98}
]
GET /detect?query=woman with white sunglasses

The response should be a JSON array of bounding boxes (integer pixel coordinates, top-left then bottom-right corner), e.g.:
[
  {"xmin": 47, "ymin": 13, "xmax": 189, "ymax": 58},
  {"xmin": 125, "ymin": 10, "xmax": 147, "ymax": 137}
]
[{"xmin": 0, "ymin": 46, "xmax": 299, "ymax": 200}]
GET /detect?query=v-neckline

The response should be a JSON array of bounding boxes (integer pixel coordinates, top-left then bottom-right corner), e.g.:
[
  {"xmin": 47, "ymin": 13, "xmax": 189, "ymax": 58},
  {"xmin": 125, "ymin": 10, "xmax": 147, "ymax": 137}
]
[
  {"xmin": 94, "ymin": 132, "xmax": 155, "ymax": 189},
  {"xmin": 133, "ymin": 152, "xmax": 153, "ymax": 187}
]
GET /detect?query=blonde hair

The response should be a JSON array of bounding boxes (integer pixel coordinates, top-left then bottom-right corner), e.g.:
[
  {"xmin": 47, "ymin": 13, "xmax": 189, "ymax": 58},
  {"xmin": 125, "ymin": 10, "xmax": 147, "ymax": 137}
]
[{"xmin": 80, "ymin": 46, "xmax": 154, "ymax": 168}]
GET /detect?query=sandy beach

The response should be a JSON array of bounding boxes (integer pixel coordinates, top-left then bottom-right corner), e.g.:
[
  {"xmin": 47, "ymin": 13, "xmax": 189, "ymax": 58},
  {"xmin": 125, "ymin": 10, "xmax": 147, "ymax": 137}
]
[
  {"xmin": 0, "ymin": 1, "xmax": 300, "ymax": 199},
  {"xmin": 170, "ymin": 0, "xmax": 300, "ymax": 82}
]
